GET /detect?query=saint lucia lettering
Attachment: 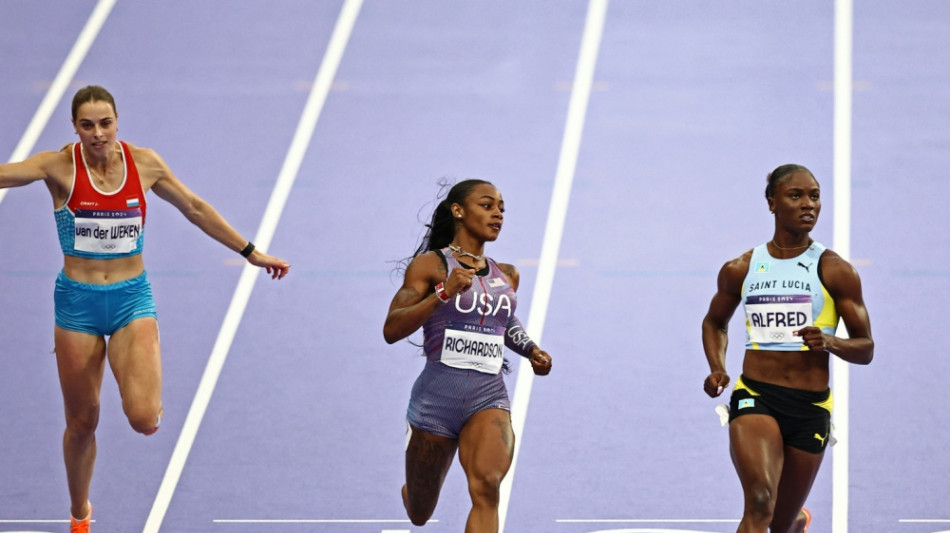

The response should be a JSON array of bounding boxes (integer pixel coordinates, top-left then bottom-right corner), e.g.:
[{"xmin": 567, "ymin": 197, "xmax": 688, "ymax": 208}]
[{"xmin": 747, "ymin": 279, "xmax": 812, "ymax": 293}]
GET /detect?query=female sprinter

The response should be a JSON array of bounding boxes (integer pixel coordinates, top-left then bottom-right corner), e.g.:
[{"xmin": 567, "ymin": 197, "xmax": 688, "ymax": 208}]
[
  {"xmin": 384, "ymin": 179, "xmax": 552, "ymax": 532},
  {"xmin": 0, "ymin": 85, "xmax": 290, "ymax": 531},
  {"xmin": 701, "ymin": 164, "xmax": 873, "ymax": 532}
]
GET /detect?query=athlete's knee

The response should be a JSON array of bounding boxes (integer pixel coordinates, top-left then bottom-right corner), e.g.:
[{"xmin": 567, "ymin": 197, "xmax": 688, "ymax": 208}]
[
  {"xmin": 127, "ymin": 404, "xmax": 162, "ymax": 435},
  {"xmin": 468, "ymin": 470, "xmax": 504, "ymax": 507},
  {"xmin": 406, "ymin": 508, "xmax": 433, "ymax": 527},
  {"xmin": 403, "ymin": 485, "xmax": 436, "ymax": 526},
  {"xmin": 64, "ymin": 404, "xmax": 100, "ymax": 437},
  {"xmin": 744, "ymin": 484, "xmax": 775, "ymax": 523}
]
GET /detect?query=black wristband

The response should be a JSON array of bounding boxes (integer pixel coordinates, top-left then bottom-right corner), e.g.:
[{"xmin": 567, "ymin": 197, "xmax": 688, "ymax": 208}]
[{"xmin": 240, "ymin": 242, "xmax": 255, "ymax": 258}]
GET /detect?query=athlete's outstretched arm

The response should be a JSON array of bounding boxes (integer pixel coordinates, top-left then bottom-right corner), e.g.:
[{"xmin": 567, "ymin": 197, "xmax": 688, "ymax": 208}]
[
  {"xmin": 0, "ymin": 151, "xmax": 65, "ymax": 189},
  {"xmin": 141, "ymin": 147, "xmax": 289, "ymax": 279}
]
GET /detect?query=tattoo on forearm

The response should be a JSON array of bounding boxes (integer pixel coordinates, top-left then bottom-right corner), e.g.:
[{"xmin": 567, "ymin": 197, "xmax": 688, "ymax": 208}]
[{"xmin": 394, "ymin": 286, "xmax": 421, "ymax": 307}]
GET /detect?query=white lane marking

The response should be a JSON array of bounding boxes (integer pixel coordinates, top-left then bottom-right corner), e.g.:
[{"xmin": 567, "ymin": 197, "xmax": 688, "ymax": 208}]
[
  {"xmin": 498, "ymin": 1, "xmax": 609, "ymax": 532},
  {"xmin": 140, "ymin": 1, "xmax": 364, "ymax": 531},
  {"xmin": 832, "ymin": 1, "xmax": 853, "ymax": 532},
  {"xmin": 0, "ymin": 0, "xmax": 117, "ymax": 207}
]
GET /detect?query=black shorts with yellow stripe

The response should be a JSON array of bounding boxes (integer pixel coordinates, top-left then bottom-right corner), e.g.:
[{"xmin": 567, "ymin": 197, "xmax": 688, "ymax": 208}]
[{"xmin": 728, "ymin": 374, "xmax": 833, "ymax": 454}]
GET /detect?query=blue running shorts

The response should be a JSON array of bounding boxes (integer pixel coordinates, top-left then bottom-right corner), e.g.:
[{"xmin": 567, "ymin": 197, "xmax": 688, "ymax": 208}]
[{"xmin": 54, "ymin": 270, "xmax": 157, "ymax": 336}]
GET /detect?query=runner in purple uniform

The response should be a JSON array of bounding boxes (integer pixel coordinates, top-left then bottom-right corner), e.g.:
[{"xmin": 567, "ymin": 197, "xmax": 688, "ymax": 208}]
[{"xmin": 384, "ymin": 179, "xmax": 552, "ymax": 532}]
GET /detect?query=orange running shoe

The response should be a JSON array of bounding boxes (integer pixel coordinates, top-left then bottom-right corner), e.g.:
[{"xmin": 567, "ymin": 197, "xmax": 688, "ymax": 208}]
[
  {"xmin": 70, "ymin": 502, "xmax": 92, "ymax": 533},
  {"xmin": 801, "ymin": 507, "xmax": 812, "ymax": 532}
]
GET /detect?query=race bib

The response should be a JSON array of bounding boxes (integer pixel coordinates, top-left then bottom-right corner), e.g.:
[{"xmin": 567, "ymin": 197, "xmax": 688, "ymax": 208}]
[
  {"xmin": 74, "ymin": 208, "xmax": 142, "ymax": 254},
  {"xmin": 746, "ymin": 294, "xmax": 812, "ymax": 344},
  {"xmin": 440, "ymin": 322, "xmax": 505, "ymax": 374}
]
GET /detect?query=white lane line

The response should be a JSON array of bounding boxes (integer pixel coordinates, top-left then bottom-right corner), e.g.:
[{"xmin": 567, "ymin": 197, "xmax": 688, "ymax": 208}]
[
  {"xmin": 0, "ymin": 0, "xmax": 117, "ymax": 207},
  {"xmin": 556, "ymin": 519, "xmax": 739, "ymax": 523},
  {"xmin": 832, "ymin": 1, "xmax": 853, "ymax": 532},
  {"xmin": 140, "ymin": 1, "xmax": 363, "ymax": 531},
  {"xmin": 498, "ymin": 1, "xmax": 608, "ymax": 532},
  {"xmin": 0, "ymin": 518, "xmax": 74, "ymax": 523},
  {"xmin": 560, "ymin": 529, "xmax": 725, "ymax": 533},
  {"xmin": 213, "ymin": 519, "xmax": 433, "ymax": 523}
]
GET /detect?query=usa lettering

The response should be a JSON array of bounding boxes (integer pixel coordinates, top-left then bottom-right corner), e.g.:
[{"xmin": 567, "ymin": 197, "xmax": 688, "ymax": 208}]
[
  {"xmin": 507, "ymin": 328, "xmax": 531, "ymax": 349},
  {"xmin": 454, "ymin": 291, "xmax": 513, "ymax": 318},
  {"xmin": 750, "ymin": 311, "xmax": 808, "ymax": 328}
]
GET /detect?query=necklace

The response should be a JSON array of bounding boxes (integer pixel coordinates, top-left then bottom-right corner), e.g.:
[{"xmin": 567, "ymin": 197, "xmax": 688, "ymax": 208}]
[
  {"xmin": 81, "ymin": 143, "xmax": 121, "ymax": 184},
  {"xmin": 770, "ymin": 240, "xmax": 811, "ymax": 251},
  {"xmin": 448, "ymin": 244, "xmax": 483, "ymax": 262}
]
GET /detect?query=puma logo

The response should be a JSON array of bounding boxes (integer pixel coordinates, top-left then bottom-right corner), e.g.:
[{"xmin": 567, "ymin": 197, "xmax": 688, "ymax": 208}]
[
  {"xmin": 798, "ymin": 262, "xmax": 812, "ymax": 273},
  {"xmin": 814, "ymin": 432, "xmax": 827, "ymax": 446}
]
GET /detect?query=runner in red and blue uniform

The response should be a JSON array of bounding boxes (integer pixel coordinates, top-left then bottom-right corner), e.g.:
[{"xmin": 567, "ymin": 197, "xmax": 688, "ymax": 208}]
[{"xmin": 0, "ymin": 85, "xmax": 290, "ymax": 532}]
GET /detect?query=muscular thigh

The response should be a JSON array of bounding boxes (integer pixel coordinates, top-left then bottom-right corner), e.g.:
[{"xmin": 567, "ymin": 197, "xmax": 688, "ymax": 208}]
[
  {"xmin": 107, "ymin": 317, "xmax": 161, "ymax": 403},
  {"xmin": 729, "ymin": 414, "xmax": 785, "ymax": 489},
  {"xmin": 405, "ymin": 424, "xmax": 458, "ymax": 497},
  {"xmin": 458, "ymin": 409, "xmax": 514, "ymax": 477},
  {"xmin": 55, "ymin": 326, "xmax": 108, "ymax": 414}
]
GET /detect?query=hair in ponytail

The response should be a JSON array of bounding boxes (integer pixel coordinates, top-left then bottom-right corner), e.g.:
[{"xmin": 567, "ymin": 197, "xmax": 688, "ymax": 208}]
[{"xmin": 412, "ymin": 178, "xmax": 492, "ymax": 257}]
